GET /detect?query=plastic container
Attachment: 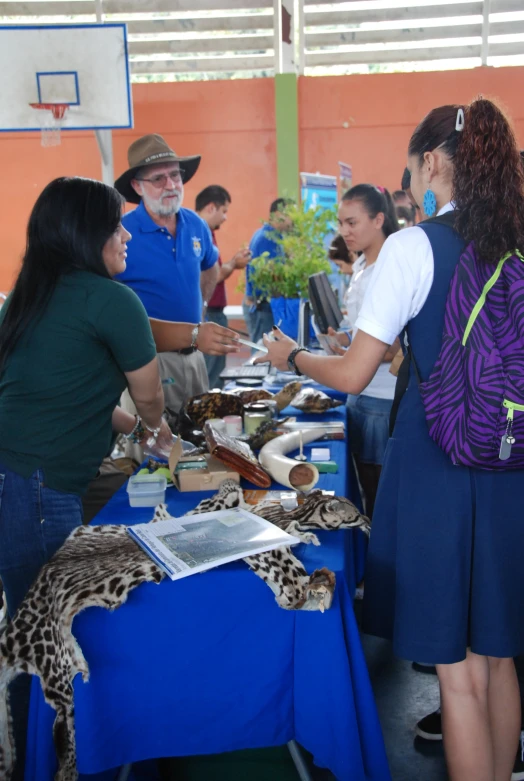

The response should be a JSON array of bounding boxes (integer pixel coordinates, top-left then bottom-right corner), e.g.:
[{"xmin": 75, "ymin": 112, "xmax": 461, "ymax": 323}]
[
  {"xmin": 127, "ymin": 474, "xmax": 167, "ymax": 508},
  {"xmin": 224, "ymin": 415, "xmax": 243, "ymax": 437}
]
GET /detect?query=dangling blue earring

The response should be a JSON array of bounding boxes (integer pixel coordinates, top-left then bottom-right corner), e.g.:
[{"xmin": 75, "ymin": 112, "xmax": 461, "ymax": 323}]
[{"xmin": 423, "ymin": 188, "xmax": 437, "ymax": 217}]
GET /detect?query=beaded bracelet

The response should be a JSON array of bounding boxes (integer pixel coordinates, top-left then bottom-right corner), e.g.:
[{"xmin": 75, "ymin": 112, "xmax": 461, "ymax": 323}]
[{"xmin": 124, "ymin": 415, "xmax": 146, "ymax": 444}]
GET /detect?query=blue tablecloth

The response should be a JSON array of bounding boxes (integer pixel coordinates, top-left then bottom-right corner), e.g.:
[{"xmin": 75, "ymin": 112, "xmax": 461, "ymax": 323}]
[{"xmin": 25, "ymin": 407, "xmax": 388, "ymax": 781}]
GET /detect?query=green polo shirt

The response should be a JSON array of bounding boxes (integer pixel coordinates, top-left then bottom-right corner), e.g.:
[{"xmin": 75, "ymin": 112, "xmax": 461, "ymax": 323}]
[{"xmin": 0, "ymin": 271, "xmax": 156, "ymax": 495}]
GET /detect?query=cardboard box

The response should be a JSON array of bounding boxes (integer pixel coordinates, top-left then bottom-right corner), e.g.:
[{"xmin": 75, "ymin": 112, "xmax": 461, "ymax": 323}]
[{"xmin": 168, "ymin": 438, "xmax": 240, "ymax": 492}]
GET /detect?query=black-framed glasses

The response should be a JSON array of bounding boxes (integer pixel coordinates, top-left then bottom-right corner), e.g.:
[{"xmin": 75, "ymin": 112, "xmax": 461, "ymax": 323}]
[{"xmin": 136, "ymin": 168, "xmax": 185, "ymax": 188}]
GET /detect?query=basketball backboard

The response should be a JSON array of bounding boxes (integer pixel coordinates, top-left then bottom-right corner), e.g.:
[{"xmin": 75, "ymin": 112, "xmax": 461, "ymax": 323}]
[{"xmin": 0, "ymin": 23, "xmax": 133, "ymax": 133}]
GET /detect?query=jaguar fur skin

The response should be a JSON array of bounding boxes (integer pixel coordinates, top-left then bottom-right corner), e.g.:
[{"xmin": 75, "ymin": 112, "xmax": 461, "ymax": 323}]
[
  {"xmin": 180, "ymin": 481, "xmax": 370, "ymax": 611},
  {"xmin": 0, "ymin": 483, "xmax": 368, "ymax": 780}
]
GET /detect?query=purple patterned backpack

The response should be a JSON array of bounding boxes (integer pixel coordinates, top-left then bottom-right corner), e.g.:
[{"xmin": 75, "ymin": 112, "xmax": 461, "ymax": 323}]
[{"xmin": 417, "ymin": 242, "xmax": 524, "ymax": 470}]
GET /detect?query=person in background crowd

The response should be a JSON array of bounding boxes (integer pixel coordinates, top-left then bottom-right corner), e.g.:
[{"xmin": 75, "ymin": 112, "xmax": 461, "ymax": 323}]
[
  {"xmin": 329, "ymin": 233, "xmax": 357, "ymax": 276},
  {"xmin": 244, "ymin": 198, "xmax": 293, "ymax": 345},
  {"xmin": 196, "ymin": 185, "xmax": 251, "ymax": 388},
  {"xmin": 258, "ymin": 98, "xmax": 524, "ymax": 781},
  {"xmin": 396, "ymin": 205, "xmax": 416, "ymax": 229},
  {"xmin": 114, "ymin": 134, "xmax": 238, "ymax": 433},
  {"xmin": 328, "ymin": 185, "xmax": 400, "ymax": 519},
  {"xmin": 0, "ymin": 176, "xmax": 172, "ymax": 780}
]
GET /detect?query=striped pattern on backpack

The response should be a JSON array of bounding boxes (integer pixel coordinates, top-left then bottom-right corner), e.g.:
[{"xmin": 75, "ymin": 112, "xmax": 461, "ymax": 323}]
[{"xmin": 418, "ymin": 242, "xmax": 524, "ymax": 469}]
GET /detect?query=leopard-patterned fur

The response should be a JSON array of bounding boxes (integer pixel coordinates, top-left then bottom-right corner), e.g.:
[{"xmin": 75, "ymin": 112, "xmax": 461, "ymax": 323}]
[
  {"xmin": 181, "ymin": 481, "xmax": 369, "ymax": 611},
  {"xmin": 0, "ymin": 524, "xmax": 164, "ymax": 781},
  {"xmin": 0, "ymin": 482, "xmax": 368, "ymax": 780}
]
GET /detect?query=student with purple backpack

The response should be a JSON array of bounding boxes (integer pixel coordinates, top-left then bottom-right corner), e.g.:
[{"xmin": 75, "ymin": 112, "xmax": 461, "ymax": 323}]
[{"xmin": 258, "ymin": 98, "xmax": 524, "ymax": 781}]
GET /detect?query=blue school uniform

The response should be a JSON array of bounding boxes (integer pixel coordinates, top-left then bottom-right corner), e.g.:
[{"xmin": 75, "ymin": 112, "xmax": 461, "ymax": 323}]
[{"xmin": 362, "ymin": 220, "xmax": 524, "ymax": 664}]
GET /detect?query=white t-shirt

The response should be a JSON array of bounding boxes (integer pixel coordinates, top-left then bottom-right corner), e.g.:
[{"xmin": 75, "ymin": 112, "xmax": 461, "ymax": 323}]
[
  {"xmin": 344, "ymin": 255, "xmax": 397, "ymax": 400},
  {"xmin": 355, "ymin": 204, "xmax": 454, "ymax": 346}
]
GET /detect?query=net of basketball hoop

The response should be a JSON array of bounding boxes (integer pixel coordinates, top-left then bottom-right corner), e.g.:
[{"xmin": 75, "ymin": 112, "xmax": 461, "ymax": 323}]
[{"xmin": 29, "ymin": 103, "xmax": 69, "ymax": 147}]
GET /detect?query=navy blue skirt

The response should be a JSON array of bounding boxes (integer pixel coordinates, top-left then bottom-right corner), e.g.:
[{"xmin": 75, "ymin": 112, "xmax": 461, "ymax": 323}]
[{"xmin": 362, "ymin": 427, "xmax": 524, "ymax": 664}]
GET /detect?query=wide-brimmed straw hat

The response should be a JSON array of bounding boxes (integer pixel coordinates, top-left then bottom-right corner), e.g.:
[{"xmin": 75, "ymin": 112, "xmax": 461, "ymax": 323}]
[{"xmin": 114, "ymin": 134, "xmax": 201, "ymax": 204}]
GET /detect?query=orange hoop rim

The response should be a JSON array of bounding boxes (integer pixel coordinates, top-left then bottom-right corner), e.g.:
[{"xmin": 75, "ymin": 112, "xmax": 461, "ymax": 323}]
[{"xmin": 29, "ymin": 103, "xmax": 69, "ymax": 119}]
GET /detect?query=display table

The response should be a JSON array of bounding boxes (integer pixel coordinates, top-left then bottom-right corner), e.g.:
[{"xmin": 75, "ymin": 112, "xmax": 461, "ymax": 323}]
[{"xmin": 24, "ymin": 407, "xmax": 387, "ymax": 781}]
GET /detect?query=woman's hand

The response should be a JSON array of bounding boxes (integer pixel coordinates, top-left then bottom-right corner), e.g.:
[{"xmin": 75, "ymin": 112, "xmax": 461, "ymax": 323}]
[
  {"xmin": 154, "ymin": 418, "xmax": 174, "ymax": 452},
  {"xmin": 197, "ymin": 322, "xmax": 240, "ymax": 356},
  {"xmin": 254, "ymin": 327, "xmax": 298, "ymax": 371}
]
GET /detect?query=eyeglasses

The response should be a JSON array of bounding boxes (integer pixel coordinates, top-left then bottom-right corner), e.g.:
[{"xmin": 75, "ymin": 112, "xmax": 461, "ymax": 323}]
[{"xmin": 136, "ymin": 169, "xmax": 185, "ymax": 188}]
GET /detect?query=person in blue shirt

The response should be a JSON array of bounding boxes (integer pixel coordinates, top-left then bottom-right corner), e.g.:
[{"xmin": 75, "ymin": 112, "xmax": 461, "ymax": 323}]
[
  {"xmin": 114, "ymin": 134, "xmax": 238, "ymax": 439},
  {"xmin": 244, "ymin": 198, "xmax": 293, "ymax": 345}
]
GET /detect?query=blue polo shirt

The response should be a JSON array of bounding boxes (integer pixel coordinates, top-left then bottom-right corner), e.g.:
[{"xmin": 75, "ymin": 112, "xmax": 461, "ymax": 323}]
[
  {"xmin": 116, "ymin": 202, "xmax": 218, "ymax": 323},
  {"xmin": 245, "ymin": 223, "xmax": 283, "ymax": 299}
]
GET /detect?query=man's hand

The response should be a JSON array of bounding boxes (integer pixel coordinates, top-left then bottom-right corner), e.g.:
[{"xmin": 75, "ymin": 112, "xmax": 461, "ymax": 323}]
[
  {"xmin": 197, "ymin": 322, "xmax": 240, "ymax": 356},
  {"xmin": 231, "ymin": 248, "xmax": 252, "ymax": 270},
  {"xmin": 253, "ymin": 326, "xmax": 297, "ymax": 371}
]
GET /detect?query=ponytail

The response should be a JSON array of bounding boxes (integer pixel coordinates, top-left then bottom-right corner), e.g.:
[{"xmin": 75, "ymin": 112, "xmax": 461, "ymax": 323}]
[
  {"xmin": 453, "ymin": 98, "xmax": 524, "ymax": 261},
  {"xmin": 409, "ymin": 99, "xmax": 524, "ymax": 262},
  {"xmin": 342, "ymin": 184, "xmax": 399, "ymax": 239}
]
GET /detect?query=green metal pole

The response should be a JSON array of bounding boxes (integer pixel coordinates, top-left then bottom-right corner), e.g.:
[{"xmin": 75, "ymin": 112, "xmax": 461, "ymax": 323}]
[{"xmin": 274, "ymin": 73, "xmax": 299, "ymax": 201}]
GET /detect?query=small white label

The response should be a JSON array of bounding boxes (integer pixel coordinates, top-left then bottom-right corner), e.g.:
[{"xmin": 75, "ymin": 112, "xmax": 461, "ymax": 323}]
[{"xmin": 311, "ymin": 448, "xmax": 330, "ymax": 461}]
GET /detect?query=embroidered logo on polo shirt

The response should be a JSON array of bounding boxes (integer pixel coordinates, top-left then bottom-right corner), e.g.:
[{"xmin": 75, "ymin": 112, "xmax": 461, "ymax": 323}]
[{"xmin": 192, "ymin": 236, "xmax": 202, "ymax": 258}]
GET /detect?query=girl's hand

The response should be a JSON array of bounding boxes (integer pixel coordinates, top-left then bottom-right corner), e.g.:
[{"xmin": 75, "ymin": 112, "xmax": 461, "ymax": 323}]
[{"xmin": 253, "ymin": 326, "xmax": 298, "ymax": 372}]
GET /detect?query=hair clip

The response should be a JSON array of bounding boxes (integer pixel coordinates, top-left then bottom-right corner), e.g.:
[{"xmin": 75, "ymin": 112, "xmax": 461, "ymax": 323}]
[
  {"xmin": 455, "ymin": 108, "xmax": 465, "ymax": 132},
  {"xmin": 375, "ymin": 185, "xmax": 386, "ymax": 194}
]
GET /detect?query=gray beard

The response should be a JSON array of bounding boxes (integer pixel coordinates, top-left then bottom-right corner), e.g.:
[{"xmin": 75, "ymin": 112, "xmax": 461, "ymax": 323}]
[{"xmin": 142, "ymin": 189, "xmax": 183, "ymax": 217}]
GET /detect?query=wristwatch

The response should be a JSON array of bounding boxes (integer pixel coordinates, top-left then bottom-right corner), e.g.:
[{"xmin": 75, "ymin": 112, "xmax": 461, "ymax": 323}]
[
  {"xmin": 190, "ymin": 323, "xmax": 201, "ymax": 349},
  {"xmin": 287, "ymin": 347, "xmax": 310, "ymax": 376}
]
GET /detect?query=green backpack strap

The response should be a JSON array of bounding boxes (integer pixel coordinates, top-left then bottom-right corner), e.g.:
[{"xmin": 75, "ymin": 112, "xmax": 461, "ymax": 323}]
[{"xmin": 462, "ymin": 249, "xmax": 524, "ymax": 347}]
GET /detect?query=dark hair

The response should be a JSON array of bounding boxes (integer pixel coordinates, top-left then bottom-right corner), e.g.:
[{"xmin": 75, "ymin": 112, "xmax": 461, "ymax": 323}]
[
  {"xmin": 0, "ymin": 176, "xmax": 124, "ymax": 374},
  {"xmin": 392, "ymin": 189, "xmax": 409, "ymax": 203},
  {"xmin": 341, "ymin": 184, "xmax": 399, "ymax": 238},
  {"xmin": 195, "ymin": 185, "xmax": 231, "ymax": 212},
  {"xmin": 409, "ymin": 100, "xmax": 524, "ymax": 261},
  {"xmin": 401, "ymin": 168, "xmax": 411, "ymax": 191},
  {"xmin": 270, "ymin": 198, "xmax": 293, "ymax": 214},
  {"xmin": 329, "ymin": 234, "xmax": 352, "ymax": 264}
]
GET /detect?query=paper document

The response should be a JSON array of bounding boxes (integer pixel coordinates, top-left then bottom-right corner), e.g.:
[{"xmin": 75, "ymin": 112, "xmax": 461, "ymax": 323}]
[{"xmin": 127, "ymin": 507, "xmax": 300, "ymax": 581}]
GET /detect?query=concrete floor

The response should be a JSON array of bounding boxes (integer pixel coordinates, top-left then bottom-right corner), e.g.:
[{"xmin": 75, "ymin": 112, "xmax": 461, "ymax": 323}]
[{"xmin": 361, "ymin": 632, "xmax": 447, "ymax": 781}]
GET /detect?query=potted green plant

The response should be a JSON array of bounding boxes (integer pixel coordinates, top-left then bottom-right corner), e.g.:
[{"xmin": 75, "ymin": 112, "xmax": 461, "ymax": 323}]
[{"xmin": 247, "ymin": 202, "xmax": 336, "ymax": 338}]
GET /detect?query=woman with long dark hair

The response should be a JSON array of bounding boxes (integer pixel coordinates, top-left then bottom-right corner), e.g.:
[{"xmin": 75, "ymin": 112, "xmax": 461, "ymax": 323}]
[
  {"xmin": 0, "ymin": 176, "xmax": 174, "ymax": 617},
  {"xmin": 328, "ymin": 184, "xmax": 399, "ymax": 519},
  {"xmin": 258, "ymin": 99, "xmax": 524, "ymax": 780}
]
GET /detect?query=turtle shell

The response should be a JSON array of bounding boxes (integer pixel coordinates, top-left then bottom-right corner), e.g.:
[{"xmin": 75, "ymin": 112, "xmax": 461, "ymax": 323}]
[
  {"xmin": 184, "ymin": 391, "xmax": 245, "ymax": 429},
  {"xmin": 228, "ymin": 388, "xmax": 274, "ymax": 405}
]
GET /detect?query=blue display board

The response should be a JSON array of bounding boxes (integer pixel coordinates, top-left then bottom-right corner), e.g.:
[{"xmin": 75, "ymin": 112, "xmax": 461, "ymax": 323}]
[{"xmin": 300, "ymin": 172, "xmax": 338, "ymax": 212}]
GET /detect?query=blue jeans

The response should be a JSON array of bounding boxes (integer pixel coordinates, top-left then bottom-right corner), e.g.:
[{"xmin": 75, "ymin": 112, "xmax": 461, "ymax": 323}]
[{"xmin": 0, "ymin": 464, "xmax": 83, "ymax": 780}]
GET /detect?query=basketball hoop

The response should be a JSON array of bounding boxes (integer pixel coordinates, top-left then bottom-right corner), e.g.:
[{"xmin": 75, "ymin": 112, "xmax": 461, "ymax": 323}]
[{"xmin": 29, "ymin": 103, "xmax": 69, "ymax": 147}]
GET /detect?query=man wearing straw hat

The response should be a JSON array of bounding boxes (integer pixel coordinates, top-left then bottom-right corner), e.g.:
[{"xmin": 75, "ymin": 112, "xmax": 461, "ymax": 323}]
[{"xmin": 115, "ymin": 134, "xmax": 236, "ymax": 435}]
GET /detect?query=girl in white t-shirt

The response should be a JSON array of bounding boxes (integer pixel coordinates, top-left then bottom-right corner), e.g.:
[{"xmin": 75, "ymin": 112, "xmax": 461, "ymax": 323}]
[
  {"xmin": 258, "ymin": 98, "xmax": 524, "ymax": 781},
  {"xmin": 330, "ymin": 184, "xmax": 399, "ymax": 518}
]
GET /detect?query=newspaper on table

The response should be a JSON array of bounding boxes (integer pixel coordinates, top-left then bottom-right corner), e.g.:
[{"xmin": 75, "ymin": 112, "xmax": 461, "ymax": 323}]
[{"xmin": 127, "ymin": 507, "xmax": 301, "ymax": 581}]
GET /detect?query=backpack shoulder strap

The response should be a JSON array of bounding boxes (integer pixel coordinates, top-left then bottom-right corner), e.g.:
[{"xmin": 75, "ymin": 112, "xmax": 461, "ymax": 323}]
[{"xmin": 419, "ymin": 211, "xmax": 458, "ymax": 230}]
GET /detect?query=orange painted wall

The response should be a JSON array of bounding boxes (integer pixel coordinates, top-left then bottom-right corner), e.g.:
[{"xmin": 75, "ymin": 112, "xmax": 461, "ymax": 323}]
[
  {"xmin": 0, "ymin": 78, "xmax": 277, "ymax": 299},
  {"xmin": 1, "ymin": 67, "xmax": 523, "ymax": 303},
  {"xmin": 299, "ymin": 67, "xmax": 524, "ymax": 194}
]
